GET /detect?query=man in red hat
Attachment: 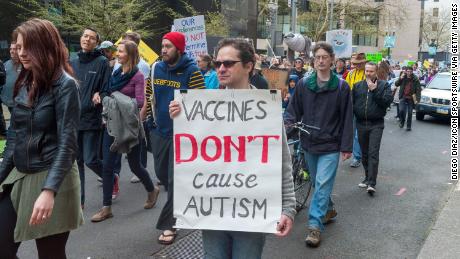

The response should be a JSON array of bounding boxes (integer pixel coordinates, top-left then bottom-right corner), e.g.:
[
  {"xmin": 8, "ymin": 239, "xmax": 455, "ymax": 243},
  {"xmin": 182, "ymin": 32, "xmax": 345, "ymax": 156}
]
[{"xmin": 141, "ymin": 31, "xmax": 205, "ymax": 245}]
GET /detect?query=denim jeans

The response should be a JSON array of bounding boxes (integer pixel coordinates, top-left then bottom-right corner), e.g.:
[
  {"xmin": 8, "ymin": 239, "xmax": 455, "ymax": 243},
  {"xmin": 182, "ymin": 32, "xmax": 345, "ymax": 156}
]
[
  {"xmin": 352, "ymin": 120, "xmax": 362, "ymax": 162},
  {"xmin": 202, "ymin": 230, "xmax": 266, "ymax": 259},
  {"xmin": 304, "ymin": 151, "xmax": 340, "ymax": 231},
  {"xmin": 399, "ymin": 98, "xmax": 414, "ymax": 129},
  {"xmin": 102, "ymin": 129, "xmax": 154, "ymax": 206},
  {"xmin": 77, "ymin": 130, "xmax": 103, "ymax": 205},
  {"xmin": 113, "ymin": 122, "xmax": 148, "ymax": 175}
]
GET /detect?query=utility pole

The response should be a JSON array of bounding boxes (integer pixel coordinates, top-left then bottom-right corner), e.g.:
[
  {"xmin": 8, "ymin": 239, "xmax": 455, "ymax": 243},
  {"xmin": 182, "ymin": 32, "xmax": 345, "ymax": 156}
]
[
  {"xmin": 418, "ymin": 0, "xmax": 426, "ymax": 60},
  {"xmin": 291, "ymin": 0, "xmax": 297, "ymax": 33}
]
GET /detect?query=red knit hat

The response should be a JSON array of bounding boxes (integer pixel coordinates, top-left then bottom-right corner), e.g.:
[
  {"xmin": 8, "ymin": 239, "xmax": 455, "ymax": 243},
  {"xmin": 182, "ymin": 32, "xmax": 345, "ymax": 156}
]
[{"xmin": 163, "ymin": 32, "xmax": 186, "ymax": 53}]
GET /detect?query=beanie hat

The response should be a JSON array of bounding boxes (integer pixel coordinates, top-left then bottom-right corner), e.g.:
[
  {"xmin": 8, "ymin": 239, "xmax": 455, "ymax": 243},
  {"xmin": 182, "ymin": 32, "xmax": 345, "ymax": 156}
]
[
  {"xmin": 289, "ymin": 74, "xmax": 299, "ymax": 84},
  {"xmin": 163, "ymin": 32, "xmax": 186, "ymax": 53}
]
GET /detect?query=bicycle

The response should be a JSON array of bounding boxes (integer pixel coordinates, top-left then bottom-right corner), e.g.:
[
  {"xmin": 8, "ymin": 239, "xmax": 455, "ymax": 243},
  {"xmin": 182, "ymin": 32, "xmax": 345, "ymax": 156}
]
[{"xmin": 286, "ymin": 122, "xmax": 320, "ymax": 212}]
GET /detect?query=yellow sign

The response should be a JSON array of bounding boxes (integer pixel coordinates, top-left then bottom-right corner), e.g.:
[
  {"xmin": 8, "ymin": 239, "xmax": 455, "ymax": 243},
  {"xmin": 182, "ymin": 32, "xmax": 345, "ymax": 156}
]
[
  {"xmin": 423, "ymin": 60, "xmax": 431, "ymax": 69},
  {"xmin": 115, "ymin": 30, "xmax": 159, "ymax": 65}
]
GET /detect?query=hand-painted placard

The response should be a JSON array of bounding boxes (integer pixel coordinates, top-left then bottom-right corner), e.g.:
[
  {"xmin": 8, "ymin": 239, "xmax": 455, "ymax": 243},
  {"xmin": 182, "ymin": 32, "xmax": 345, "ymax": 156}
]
[
  {"xmin": 173, "ymin": 15, "xmax": 208, "ymax": 59},
  {"xmin": 173, "ymin": 89, "xmax": 282, "ymax": 233},
  {"xmin": 326, "ymin": 30, "xmax": 353, "ymax": 58}
]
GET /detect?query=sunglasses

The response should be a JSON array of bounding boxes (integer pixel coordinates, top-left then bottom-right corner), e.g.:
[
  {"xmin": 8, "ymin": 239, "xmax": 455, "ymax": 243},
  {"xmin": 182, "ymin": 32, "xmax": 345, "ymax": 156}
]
[{"xmin": 213, "ymin": 60, "xmax": 242, "ymax": 68}]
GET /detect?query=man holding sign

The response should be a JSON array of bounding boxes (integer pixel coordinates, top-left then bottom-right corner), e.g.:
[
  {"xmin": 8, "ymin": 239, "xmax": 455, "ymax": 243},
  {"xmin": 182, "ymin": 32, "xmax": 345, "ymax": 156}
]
[{"xmin": 169, "ymin": 38, "xmax": 296, "ymax": 258}]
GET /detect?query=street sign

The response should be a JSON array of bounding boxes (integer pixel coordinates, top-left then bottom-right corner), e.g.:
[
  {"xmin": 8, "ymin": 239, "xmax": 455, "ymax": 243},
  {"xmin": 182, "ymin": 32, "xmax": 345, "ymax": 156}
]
[{"xmin": 384, "ymin": 36, "xmax": 396, "ymax": 48}]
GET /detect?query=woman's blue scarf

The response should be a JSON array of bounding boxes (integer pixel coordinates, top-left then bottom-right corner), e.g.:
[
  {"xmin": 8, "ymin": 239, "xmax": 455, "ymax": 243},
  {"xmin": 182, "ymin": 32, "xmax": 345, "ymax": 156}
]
[{"xmin": 109, "ymin": 66, "xmax": 139, "ymax": 92}]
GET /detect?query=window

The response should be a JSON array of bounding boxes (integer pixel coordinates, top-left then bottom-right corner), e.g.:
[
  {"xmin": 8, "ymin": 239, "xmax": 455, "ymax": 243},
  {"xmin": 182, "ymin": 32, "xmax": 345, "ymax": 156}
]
[
  {"xmin": 432, "ymin": 23, "xmax": 438, "ymax": 31},
  {"xmin": 433, "ymin": 8, "xmax": 439, "ymax": 17}
]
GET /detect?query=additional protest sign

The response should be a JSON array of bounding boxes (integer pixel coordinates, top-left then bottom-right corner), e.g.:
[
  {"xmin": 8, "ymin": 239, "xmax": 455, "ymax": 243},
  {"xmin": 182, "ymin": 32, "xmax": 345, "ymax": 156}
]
[
  {"xmin": 326, "ymin": 30, "xmax": 353, "ymax": 58},
  {"xmin": 384, "ymin": 36, "xmax": 396, "ymax": 48},
  {"xmin": 115, "ymin": 30, "xmax": 159, "ymax": 65},
  {"xmin": 365, "ymin": 53, "xmax": 383, "ymax": 63},
  {"xmin": 174, "ymin": 15, "xmax": 208, "ymax": 59},
  {"xmin": 261, "ymin": 69, "xmax": 289, "ymax": 91},
  {"xmin": 173, "ymin": 90, "xmax": 282, "ymax": 233}
]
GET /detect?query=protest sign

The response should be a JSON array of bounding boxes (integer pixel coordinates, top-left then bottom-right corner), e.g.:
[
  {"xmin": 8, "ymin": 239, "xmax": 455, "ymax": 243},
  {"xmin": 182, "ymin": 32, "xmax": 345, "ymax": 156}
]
[
  {"xmin": 326, "ymin": 30, "xmax": 353, "ymax": 58},
  {"xmin": 261, "ymin": 69, "xmax": 289, "ymax": 91},
  {"xmin": 173, "ymin": 90, "xmax": 282, "ymax": 233},
  {"xmin": 174, "ymin": 15, "xmax": 208, "ymax": 59},
  {"xmin": 114, "ymin": 30, "xmax": 159, "ymax": 65},
  {"xmin": 365, "ymin": 53, "xmax": 383, "ymax": 63}
]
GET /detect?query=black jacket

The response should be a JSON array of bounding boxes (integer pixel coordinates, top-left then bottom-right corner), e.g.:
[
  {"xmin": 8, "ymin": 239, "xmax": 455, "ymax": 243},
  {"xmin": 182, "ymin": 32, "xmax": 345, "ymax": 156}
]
[
  {"xmin": 70, "ymin": 50, "xmax": 110, "ymax": 130},
  {"xmin": 250, "ymin": 72, "xmax": 269, "ymax": 89},
  {"xmin": 352, "ymin": 80, "xmax": 393, "ymax": 124},
  {"xmin": 395, "ymin": 75, "xmax": 421, "ymax": 102},
  {"xmin": 286, "ymin": 77, "xmax": 353, "ymax": 154},
  {"xmin": 0, "ymin": 60, "xmax": 5, "ymax": 86},
  {"xmin": 0, "ymin": 73, "xmax": 81, "ymax": 193}
]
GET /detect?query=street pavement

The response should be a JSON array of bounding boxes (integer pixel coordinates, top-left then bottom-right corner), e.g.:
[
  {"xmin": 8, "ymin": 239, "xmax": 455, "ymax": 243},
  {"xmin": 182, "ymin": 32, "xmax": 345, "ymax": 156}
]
[{"xmin": 17, "ymin": 110, "xmax": 455, "ymax": 259}]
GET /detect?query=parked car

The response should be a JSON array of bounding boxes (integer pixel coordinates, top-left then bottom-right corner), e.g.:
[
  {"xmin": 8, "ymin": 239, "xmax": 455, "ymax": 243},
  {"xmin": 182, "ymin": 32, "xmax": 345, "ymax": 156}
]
[{"xmin": 416, "ymin": 72, "xmax": 452, "ymax": 120}]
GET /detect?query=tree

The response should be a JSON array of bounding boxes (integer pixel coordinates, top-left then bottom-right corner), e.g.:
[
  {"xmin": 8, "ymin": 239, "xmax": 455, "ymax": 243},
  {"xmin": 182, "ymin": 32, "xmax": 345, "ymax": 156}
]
[
  {"xmin": 14, "ymin": 0, "xmax": 169, "ymax": 41},
  {"xmin": 422, "ymin": 8, "xmax": 450, "ymax": 52},
  {"xmin": 297, "ymin": 0, "xmax": 408, "ymax": 42}
]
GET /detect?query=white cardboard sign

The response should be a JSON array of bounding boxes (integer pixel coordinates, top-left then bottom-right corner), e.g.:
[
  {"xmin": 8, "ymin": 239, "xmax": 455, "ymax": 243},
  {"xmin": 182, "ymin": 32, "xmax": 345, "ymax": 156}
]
[
  {"xmin": 173, "ymin": 15, "xmax": 208, "ymax": 59},
  {"xmin": 173, "ymin": 89, "xmax": 282, "ymax": 233}
]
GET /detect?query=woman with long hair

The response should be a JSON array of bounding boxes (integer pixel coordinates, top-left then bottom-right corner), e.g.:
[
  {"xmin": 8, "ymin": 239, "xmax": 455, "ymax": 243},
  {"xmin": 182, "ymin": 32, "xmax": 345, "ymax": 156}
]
[
  {"xmin": 90, "ymin": 40, "xmax": 159, "ymax": 222},
  {"xmin": 0, "ymin": 18, "xmax": 83, "ymax": 259},
  {"xmin": 197, "ymin": 54, "xmax": 219, "ymax": 89}
]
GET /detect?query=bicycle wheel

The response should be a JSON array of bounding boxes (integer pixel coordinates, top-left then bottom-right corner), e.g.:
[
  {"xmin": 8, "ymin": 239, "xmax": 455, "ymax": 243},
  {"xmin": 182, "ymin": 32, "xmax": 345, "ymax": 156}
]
[{"xmin": 292, "ymin": 155, "xmax": 312, "ymax": 212}]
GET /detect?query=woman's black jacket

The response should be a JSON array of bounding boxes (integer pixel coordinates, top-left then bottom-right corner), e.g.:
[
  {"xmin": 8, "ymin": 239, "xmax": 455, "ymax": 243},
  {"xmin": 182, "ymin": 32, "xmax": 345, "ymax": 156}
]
[{"xmin": 0, "ymin": 73, "xmax": 81, "ymax": 193}]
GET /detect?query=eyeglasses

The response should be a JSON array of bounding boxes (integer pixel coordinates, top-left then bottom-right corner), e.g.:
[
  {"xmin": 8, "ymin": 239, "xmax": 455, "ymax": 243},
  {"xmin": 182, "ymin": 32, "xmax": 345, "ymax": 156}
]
[{"xmin": 213, "ymin": 60, "xmax": 242, "ymax": 68}]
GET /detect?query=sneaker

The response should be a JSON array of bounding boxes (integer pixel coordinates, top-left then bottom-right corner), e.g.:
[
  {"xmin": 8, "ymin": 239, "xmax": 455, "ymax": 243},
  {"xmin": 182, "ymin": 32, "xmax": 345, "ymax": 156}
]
[
  {"xmin": 112, "ymin": 174, "xmax": 120, "ymax": 200},
  {"xmin": 322, "ymin": 208, "xmax": 337, "ymax": 224},
  {"xmin": 350, "ymin": 160, "xmax": 361, "ymax": 168},
  {"xmin": 406, "ymin": 128, "xmax": 411, "ymax": 131},
  {"xmin": 367, "ymin": 186, "xmax": 376, "ymax": 196},
  {"xmin": 91, "ymin": 206, "xmax": 113, "ymax": 222},
  {"xmin": 305, "ymin": 227, "xmax": 321, "ymax": 247},
  {"xmin": 358, "ymin": 181, "xmax": 368, "ymax": 188},
  {"xmin": 144, "ymin": 185, "xmax": 160, "ymax": 209},
  {"xmin": 130, "ymin": 175, "xmax": 140, "ymax": 183},
  {"xmin": 399, "ymin": 121, "xmax": 404, "ymax": 128}
]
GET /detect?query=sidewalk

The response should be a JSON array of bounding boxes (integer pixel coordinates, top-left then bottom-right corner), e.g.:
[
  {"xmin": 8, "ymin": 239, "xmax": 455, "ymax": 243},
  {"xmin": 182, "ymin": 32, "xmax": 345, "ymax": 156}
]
[{"xmin": 417, "ymin": 181, "xmax": 460, "ymax": 259}]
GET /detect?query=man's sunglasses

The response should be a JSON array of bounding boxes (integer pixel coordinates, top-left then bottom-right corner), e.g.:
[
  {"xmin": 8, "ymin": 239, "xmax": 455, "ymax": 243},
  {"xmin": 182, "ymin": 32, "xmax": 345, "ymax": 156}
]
[{"xmin": 213, "ymin": 60, "xmax": 242, "ymax": 68}]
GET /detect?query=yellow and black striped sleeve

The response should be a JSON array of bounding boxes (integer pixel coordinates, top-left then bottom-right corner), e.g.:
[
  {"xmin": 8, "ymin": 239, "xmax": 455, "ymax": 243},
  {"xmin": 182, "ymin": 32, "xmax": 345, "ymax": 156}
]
[
  {"xmin": 188, "ymin": 70, "xmax": 205, "ymax": 89},
  {"xmin": 145, "ymin": 77, "xmax": 153, "ymax": 118}
]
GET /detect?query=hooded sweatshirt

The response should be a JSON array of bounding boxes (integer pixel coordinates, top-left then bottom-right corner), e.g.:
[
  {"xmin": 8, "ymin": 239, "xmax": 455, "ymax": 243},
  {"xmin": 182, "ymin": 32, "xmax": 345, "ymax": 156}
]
[
  {"xmin": 70, "ymin": 50, "xmax": 111, "ymax": 130},
  {"xmin": 151, "ymin": 54, "xmax": 205, "ymax": 137}
]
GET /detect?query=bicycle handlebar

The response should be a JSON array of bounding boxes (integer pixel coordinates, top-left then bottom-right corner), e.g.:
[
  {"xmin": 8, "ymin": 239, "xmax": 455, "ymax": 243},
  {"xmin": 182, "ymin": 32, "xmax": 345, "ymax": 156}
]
[{"xmin": 285, "ymin": 122, "xmax": 320, "ymax": 135}]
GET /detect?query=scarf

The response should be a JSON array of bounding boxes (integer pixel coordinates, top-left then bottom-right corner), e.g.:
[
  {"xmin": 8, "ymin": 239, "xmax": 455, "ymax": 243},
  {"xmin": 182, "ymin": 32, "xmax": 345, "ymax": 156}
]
[
  {"xmin": 110, "ymin": 66, "xmax": 139, "ymax": 92},
  {"xmin": 306, "ymin": 70, "xmax": 339, "ymax": 92}
]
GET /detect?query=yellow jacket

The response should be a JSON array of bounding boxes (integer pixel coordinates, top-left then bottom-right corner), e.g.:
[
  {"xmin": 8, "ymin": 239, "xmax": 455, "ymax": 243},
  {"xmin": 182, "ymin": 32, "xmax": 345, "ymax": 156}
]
[{"xmin": 345, "ymin": 69, "xmax": 366, "ymax": 89}]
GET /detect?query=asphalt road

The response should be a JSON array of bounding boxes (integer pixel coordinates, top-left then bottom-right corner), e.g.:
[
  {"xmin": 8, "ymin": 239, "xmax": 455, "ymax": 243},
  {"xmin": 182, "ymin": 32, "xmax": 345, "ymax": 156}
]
[{"xmin": 17, "ymin": 111, "xmax": 453, "ymax": 259}]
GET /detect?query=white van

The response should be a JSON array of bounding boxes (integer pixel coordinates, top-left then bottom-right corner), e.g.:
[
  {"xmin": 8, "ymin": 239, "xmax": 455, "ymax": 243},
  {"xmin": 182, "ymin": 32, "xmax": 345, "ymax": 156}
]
[{"xmin": 416, "ymin": 72, "xmax": 451, "ymax": 120}]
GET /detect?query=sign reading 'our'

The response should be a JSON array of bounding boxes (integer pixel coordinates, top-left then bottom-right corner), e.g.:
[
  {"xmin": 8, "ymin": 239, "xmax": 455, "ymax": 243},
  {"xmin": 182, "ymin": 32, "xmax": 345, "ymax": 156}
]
[{"xmin": 173, "ymin": 15, "xmax": 208, "ymax": 59}]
